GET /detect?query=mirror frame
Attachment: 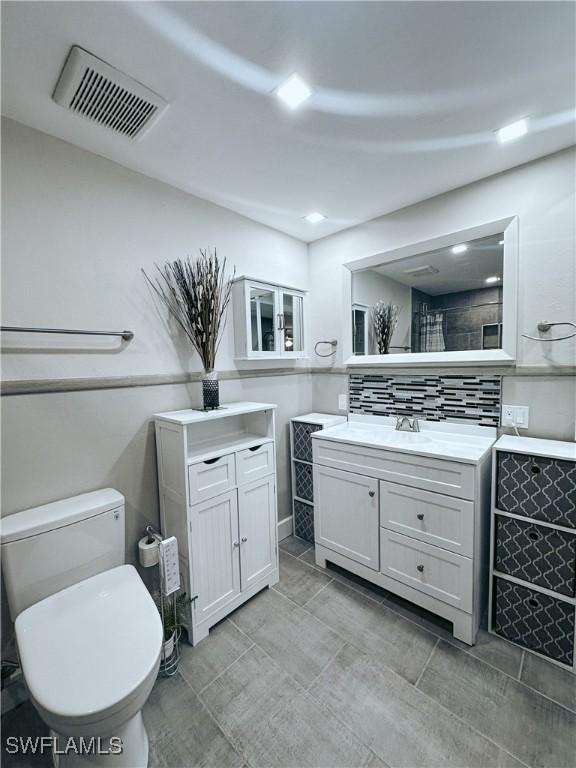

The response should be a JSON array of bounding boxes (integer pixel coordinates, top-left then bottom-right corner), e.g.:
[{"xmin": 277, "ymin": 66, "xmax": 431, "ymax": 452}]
[{"xmin": 342, "ymin": 216, "xmax": 518, "ymax": 367}]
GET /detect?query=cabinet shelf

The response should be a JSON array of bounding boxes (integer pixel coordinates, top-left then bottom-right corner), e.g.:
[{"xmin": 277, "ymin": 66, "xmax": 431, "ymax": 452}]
[{"xmin": 187, "ymin": 434, "xmax": 273, "ymax": 465}]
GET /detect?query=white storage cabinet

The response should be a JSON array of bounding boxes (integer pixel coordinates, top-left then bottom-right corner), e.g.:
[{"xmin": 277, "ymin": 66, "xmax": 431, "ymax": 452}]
[
  {"xmin": 290, "ymin": 413, "xmax": 347, "ymax": 543},
  {"xmin": 154, "ymin": 402, "xmax": 279, "ymax": 645},
  {"xmin": 489, "ymin": 435, "xmax": 576, "ymax": 673},
  {"xmin": 232, "ymin": 276, "xmax": 307, "ymax": 360}
]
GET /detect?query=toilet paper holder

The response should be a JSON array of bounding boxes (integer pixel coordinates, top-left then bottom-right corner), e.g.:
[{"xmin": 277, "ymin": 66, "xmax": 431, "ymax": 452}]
[{"xmin": 144, "ymin": 525, "xmax": 182, "ymax": 677}]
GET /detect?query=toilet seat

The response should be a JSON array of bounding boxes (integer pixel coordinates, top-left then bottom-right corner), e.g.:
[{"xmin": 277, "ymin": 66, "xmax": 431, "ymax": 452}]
[{"xmin": 15, "ymin": 565, "xmax": 162, "ymax": 737}]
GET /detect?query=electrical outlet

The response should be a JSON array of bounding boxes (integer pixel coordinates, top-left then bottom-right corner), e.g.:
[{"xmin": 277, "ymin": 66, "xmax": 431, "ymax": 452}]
[
  {"xmin": 338, "ymin": 394, "xmax": 348, "ymax": 410},
  {"xmin": 501, "ymin": 405, "xmax": 529, "ymax": 428}
]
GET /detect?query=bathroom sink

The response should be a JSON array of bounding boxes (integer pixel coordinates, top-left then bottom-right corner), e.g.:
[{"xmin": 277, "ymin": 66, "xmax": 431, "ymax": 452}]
[
  {"xmin": 381, "ymin": 431, "xmax": 432, "ymax": 446},
  {"xmin": 313, "ymin": 418, "xmax": 497, "ymax": 463}
]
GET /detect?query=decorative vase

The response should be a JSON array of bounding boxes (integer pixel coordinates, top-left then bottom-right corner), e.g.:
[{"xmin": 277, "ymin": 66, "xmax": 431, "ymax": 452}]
[{"xmin": 202, "ymin": 370, "xmax": 220, "ymax": 410}]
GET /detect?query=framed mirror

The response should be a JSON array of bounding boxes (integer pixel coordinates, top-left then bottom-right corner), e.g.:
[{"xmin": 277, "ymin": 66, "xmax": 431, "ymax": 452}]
[{"xmin": 342, "ymin": 217, "xmax": 518, "ymax": 366}]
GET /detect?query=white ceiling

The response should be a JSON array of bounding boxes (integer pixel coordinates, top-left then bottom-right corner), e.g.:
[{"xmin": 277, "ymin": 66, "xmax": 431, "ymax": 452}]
[
  {"xmin": 2, "ymin": 1, "xmax": 575, "ymax": 242},
  {"xmin": 372, "ymin": 234, "xmax": 503, "ymax": 295}
]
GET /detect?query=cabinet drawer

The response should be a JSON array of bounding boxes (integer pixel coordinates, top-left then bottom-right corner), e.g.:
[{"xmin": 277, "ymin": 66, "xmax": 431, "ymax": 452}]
[
  {"xmin": 188, "ymin": 453, "xmax": 236, "ymax": 503},
  {"xmin": 236, "ymin": 442, "xmax": 274, "ymax": 485},
  {"xmin": 294, "ymin": 499, "xmax": 314, "ymax": 543},
  {"xmin": 294, "ymin": 460, "xmax": 314, "ymax": 502},
  {"xmin": 380, "ymin": 529, "xmax": 473, "ymax": 612},
  {"xmin": 380, "ymin": 481, "xmax": 474, "ymax": 557},
  {"xmin": 293, "ymin": 422, "xmax": 322, "ymax": 462},
  {"xmin": 313, "ymin": 439, "xmax": 474, "ymax": 500},
  {"xmin": 492, "ymin": 577, "xmax": 574, "ymax": 667},
  {"xmin": 497, "ymin": 451, "xmax": 576, "ymax": 529},
  {"xmin": 494, "ymin": 516, "xmax": 576, "ymax": 597}
]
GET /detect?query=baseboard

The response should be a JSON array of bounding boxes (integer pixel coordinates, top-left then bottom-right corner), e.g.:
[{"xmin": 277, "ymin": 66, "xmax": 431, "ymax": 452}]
[{"xmin": 277, "ymin": 515, "xmax": 293, "ymax": 541}]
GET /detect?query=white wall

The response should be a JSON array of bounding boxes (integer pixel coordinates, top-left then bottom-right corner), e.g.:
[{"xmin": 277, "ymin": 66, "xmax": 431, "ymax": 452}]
[
  {"xmin": 1, "ymin": 118, "xmax": 309, "ymax": 381},
  {"xmin": 353, "ymin": 269, "xmax": 412, "ymax": 352},
  {"xmin": 309, "ymin": 147, "xmax": 576, "ymax": 370},
  {"xmin": 0, "ymin": 119, "xmax": 311, "ymax": 534}
]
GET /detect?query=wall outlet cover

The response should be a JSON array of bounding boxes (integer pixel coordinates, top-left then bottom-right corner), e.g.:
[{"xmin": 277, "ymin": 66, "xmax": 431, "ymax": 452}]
[
  {"xmin": 338, "ymin": 394, "xmax": 348, "ymax": 410},
  {"xmin": 501, "ymin": 404, "xmax": 530, "ymax": 428}
]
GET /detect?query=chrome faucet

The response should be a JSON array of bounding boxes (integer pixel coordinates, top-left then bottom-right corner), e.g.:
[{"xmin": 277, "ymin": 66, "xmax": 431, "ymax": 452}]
[{"xmin": 395, "ymin": 415, "xmax": 420, "ymax": 432}]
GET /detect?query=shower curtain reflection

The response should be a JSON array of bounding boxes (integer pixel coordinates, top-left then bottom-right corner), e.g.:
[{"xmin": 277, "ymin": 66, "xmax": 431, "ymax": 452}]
[{"xmin": 420, "ymin": 311, "xmax": 445, "ymax": 352}]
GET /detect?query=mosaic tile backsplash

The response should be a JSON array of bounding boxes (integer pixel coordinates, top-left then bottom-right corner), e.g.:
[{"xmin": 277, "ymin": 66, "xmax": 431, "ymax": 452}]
[{"xmin": 349, "ymin": 374, "xmax": 501, "ymax": 426}]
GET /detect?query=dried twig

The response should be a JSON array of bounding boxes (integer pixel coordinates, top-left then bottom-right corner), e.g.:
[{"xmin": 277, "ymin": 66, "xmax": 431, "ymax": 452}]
[
  {"xmin": 371, "ymin": 301, "xmax": 400, "ymax": 354},
  {"xmin": 143, "ymin": 250, "xmax": 235, "ymax": 371}
]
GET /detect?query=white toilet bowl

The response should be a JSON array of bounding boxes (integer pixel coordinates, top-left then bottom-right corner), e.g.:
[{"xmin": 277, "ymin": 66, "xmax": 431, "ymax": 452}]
[{"xmin": 15, "ymin": 565, "xmax": 162, "ymax": 767}]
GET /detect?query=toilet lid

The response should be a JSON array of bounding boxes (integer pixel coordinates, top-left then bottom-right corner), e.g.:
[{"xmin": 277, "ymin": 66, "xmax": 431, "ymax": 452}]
[{"xmin": 15, "ymin": 565, "xmax": 163, "ymax": 719}]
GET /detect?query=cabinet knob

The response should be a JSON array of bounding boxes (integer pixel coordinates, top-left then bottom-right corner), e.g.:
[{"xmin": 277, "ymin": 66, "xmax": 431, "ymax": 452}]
[
  {"xmin": 241, "ymin": 537, "xmax": 248, "ymax": 543},
  {"xmin": 417, "ymin": 513, "xmax": 424, "ymax": 520},
  {"xmin": 233, "ymin": 541, "xmax": 239, "ymax": 547},
  {"xmin": 416, "ymin": 564, "xmax": 424, "ymax": 573},
  {"xmin": 368, "ymin": 490, "xmax": 375, "ymax": 497}
]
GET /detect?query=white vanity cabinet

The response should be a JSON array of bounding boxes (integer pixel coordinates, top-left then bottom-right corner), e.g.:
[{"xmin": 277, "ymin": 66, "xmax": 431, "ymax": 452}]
[
  {"xmin": 312, "ymin": 420, "xmax": 495, "ymax": 645},
  {"xmin": 154, "ymin": 402, "xmax": 279, "ymax": 645},
  {"xmin": 232, "ymin": 277, "xmax": 307, "ymax": 359}
]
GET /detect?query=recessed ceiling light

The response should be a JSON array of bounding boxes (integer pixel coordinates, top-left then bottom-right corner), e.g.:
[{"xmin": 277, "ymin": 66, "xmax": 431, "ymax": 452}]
[
  {"xmin": 276, "ymin": 74, "xmax": 312, "ymax": 109},
  {"xmin": 485, "ymin": 276, "xmax": 501, "ymax": 284},
  {"xmin": 452, "ymin": 244, "xmax": 468, "ymax": 254},
  {"xmin": 305, "ymin": 211, "xmax": 325, "ymax": 223},
  {"xmin": 496, "ymin": 118, "xmax": 528, "ymax": 143}
]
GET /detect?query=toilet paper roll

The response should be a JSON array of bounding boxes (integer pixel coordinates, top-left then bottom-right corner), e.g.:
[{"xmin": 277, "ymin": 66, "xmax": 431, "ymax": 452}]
[{"xmin": 138, "ymin": 536, "xmax": 159, "ymax": 568}]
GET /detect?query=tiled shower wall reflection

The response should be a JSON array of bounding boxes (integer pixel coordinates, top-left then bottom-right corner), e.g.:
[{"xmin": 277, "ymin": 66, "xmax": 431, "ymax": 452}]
[{"xmin": 349, "ymin": 374, "xmax": 502, "ymax": 426}]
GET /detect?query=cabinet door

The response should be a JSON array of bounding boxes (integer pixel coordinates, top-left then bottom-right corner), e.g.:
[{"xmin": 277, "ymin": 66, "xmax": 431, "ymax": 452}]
[
  {"xmin": 238, "ymin": 475, "xmax": 277, "ymax": 590},
  {"xmin": 189, "ymin": 490, "xmax": 240, "ymax": 624},
  {"xmin": 279, "ymin": 290, "xmax": 305, "ymax": 356},
  {"xmin": 249, "ymin": 284, "xmax": 279, "ymax": 355},
  {"xmin": 314, "ymin": 464, "xmax": 379, "ymax": 570}
]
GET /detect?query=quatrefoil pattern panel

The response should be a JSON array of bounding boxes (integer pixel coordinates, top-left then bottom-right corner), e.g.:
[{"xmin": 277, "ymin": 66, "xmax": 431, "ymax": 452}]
[
  {"xmin": 493, "ymin": 578, "xmax": 574, "ymax": 666},
  {"xmin": 292, "ymin": 422, "xmax": 322, "ymax": 462},
  {"xmin": 294, "ymin": 500, "xmax": 314, "ymax": 543},
  {"xmin": 295, "ymin": 460, "xmax": 314, "ymax": 502},
  {"xmin": 497, "ymin": 452, "xmax": 576, "ymax": 529},
  {"xmin": 494, "ymin": 516, "xmax": 576, "ymax": 597}
]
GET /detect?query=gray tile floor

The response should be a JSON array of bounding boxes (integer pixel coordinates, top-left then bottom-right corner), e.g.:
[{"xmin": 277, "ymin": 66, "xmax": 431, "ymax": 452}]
[{"xmin": 2, "ymin": 537, "xmax": 575, "ymax": 768}]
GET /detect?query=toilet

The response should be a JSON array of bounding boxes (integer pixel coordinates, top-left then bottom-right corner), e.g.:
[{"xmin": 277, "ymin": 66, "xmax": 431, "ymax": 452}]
[{"xmin": 0, "ymin": 489, "xmax": 162, "ymax": 768}]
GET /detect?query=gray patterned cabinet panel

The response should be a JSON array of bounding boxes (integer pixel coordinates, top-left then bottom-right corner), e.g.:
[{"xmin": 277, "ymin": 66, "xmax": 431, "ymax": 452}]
[
  {"xmin": 493, "ymin": 578, "xmax": 574, "ymax": 667},
  {"xmin": 294, "ymin": 500, "xmax": 314, "ymax": 543},
  {"xmin": 290, "ymin": 414, "xmax": 347, "ymax": 544},
  {"xmin": 293, "ymin": 422, "xmax": 322, "ymax": 463},
  {"xmin": 497, "ymin": 451, "xmax": 576, "ymax": 528},
  {"xmin": 490, "ymin": 437, "xmax": 576, "ymax": 672},
  {"xmin": 295, "ymin": 460, "xmax": 314, "ymax": 502},
  {"xmin": 494, "ymin": 516, "xmax": 576, "ymax": 597}
]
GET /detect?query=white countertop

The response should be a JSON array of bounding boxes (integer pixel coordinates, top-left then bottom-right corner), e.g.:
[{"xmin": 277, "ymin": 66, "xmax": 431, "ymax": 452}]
[
  {"xmin": 495, "ymin": 434, "xmax": 576, "ymax": 462},
  {"xmin": 290, "ymin": 413, "xmax": 348, "ymax": 427},
  {"xmin": 311, "ymin": 415, "xmax": 497, "ymax": 464},
  {"xmin": 154, "ymin": 401, "xmax": 277, "ymax": 425}
]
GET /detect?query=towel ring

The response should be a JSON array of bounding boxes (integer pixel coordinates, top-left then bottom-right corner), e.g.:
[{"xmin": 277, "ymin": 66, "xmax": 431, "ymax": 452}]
[
  {"xmin": 314, "ymin": 339, "xmax": 338, "ymax": 357},
  {"xmin": 522, "ymin": 321, "xmax": 576, "ymax": 342}
]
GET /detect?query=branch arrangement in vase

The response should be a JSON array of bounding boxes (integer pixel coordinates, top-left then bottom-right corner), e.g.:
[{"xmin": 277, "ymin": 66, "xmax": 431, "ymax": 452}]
[
  {"xmin": 371, "ymin": 300, "xmax": 400, "ymax": 354},
  {"xmin": 143, "ymin": 249, "xmax": 235, "ymax": 409}
]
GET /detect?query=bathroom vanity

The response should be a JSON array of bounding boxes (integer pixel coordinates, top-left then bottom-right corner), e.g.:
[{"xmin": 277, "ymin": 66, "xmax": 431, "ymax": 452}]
[
  {"xmin": 154, "ymin": 402, "xmax": 278, "ymax": 645},
  {"xmin": 312, "ymin": 416, "xmax": 496, "ymax": 644}
]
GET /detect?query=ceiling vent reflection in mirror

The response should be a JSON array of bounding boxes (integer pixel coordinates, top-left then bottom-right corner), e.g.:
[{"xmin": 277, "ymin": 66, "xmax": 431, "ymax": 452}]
[{"xmin": 53, "ymin": 46, "xmax": 169, "ymax": 140}]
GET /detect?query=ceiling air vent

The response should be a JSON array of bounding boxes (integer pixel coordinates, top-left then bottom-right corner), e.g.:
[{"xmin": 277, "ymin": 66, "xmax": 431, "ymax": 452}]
[
  {"xmin": 403, "ymin": 265, "xmax": 439, "ymax": 277},
  {"xmin": 53, "ymin": 47, "xmax": 168, "ymax": 140}
]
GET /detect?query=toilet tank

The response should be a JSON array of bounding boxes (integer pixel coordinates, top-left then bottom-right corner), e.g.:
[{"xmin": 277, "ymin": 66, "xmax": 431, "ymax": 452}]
[{"xmin": 1, "ymin": 489, "xmax": 125, "ymax": 619}]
